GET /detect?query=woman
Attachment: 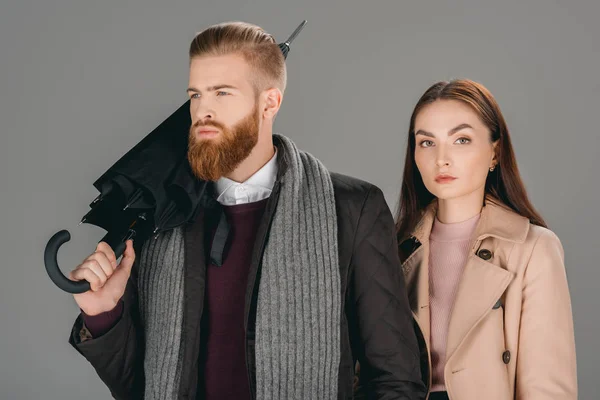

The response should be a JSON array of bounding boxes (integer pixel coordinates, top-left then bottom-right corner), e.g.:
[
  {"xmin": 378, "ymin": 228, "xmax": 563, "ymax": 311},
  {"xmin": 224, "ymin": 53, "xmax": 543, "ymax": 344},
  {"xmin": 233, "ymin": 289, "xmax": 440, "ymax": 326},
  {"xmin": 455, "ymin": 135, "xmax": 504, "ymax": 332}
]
[{"xmin": 394, "ymin": 79, "xmax": 577, "ymax": 399}]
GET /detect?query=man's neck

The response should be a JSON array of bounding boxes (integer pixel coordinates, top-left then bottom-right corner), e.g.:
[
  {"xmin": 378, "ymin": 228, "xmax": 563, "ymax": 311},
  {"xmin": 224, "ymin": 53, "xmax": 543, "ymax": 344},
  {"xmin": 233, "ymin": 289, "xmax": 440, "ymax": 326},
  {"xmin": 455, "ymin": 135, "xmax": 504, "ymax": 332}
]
[{"xmin": 225, "ymin": 133, "xmax": 275, "ymax": 183}]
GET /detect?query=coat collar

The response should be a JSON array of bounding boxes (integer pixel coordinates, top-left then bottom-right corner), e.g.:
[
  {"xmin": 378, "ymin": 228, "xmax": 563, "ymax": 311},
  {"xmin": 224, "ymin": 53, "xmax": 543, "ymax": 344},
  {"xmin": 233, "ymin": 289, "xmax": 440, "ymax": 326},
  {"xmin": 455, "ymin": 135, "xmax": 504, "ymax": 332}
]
[
  {"xmin": 411, "ymin": 195, "xmax": 530, "ymax": 245},
  {"xmin": 403, "ymin": 195, "xmax": 525, "ymax": 369},
  {"xmin": 272, "ymin": 133, "xmax": 291, "ymax": 181}
]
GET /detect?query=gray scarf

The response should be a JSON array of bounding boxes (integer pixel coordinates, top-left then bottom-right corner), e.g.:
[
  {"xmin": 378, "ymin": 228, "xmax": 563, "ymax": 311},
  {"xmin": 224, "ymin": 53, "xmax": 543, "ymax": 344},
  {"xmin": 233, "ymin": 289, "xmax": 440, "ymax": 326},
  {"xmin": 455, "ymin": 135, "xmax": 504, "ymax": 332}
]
[{"xmin": 136, "ymin": 133, "xmax": 341, "ymax": 399}]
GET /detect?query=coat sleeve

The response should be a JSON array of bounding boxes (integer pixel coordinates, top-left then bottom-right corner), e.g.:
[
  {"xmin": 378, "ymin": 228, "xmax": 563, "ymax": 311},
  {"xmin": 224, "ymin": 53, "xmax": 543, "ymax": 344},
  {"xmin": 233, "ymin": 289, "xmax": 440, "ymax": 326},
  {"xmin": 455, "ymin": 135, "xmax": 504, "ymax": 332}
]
[
  {"xmin": 68, "ymin": 254, "xmax": 145, "ymax": 400},
  {"xmin": 348, "ymin": 185, "xmax": 427, "ymax": 400},
  {"xmin": 516, "ymin": 228, "xmax": 578, "ymax": 400}
]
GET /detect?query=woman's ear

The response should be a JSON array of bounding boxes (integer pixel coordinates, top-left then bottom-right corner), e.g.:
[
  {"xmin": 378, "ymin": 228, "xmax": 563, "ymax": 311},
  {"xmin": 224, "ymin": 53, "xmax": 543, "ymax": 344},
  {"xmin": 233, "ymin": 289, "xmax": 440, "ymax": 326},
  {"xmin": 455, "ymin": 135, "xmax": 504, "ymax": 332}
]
[{"xmin": 491, "ymin": 140, "xmax": 500, "ymax": 168}]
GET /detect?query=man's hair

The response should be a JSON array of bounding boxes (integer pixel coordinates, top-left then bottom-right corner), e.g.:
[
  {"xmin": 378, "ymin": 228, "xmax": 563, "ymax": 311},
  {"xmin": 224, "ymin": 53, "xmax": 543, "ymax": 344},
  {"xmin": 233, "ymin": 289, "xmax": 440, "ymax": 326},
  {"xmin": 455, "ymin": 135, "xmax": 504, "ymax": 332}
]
[{"xmin": 189, "ymin": 21, "xmax": 287, "ymax": 95}]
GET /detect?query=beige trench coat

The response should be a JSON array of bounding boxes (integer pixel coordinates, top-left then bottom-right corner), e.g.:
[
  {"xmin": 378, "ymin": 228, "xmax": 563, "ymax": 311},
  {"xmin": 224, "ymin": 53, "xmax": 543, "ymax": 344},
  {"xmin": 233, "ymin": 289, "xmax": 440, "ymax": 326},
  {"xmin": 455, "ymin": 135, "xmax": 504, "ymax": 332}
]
[{"xmin": 399, "ymin": 197, "xmax": 577, "ymax": 399}]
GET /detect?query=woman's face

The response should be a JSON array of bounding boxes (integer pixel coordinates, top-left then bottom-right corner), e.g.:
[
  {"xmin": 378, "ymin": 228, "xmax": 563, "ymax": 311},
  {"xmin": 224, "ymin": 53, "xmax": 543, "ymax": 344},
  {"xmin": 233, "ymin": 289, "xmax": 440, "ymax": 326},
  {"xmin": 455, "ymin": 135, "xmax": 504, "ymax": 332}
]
[{"xmin": 414, "ymin": 99, "xmax": 497, "ymax": 202}]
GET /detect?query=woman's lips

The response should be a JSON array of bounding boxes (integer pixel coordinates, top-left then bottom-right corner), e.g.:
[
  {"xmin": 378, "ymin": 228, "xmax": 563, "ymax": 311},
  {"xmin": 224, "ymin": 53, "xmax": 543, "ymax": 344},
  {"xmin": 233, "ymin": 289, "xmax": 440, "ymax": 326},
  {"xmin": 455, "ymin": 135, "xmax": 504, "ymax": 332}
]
[{"xmin": 435, "ymin": 175, "xmax": 457, "ymax": 184}]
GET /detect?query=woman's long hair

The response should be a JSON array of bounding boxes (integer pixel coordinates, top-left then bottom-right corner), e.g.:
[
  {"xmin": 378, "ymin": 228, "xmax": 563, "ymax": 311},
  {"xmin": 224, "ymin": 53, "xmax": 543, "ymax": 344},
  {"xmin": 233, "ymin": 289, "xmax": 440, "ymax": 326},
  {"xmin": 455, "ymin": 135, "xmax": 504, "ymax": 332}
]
[{"xmin": 395, "ymin": 79, "xmax": 547, "ymax": 242}]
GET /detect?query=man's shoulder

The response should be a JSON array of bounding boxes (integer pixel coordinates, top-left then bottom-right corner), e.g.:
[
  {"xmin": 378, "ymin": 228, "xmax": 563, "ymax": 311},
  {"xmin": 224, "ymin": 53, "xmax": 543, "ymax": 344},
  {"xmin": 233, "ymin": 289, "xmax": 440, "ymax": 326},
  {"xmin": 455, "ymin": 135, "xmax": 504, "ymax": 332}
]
[
  {"xmin": 328, "ymin": 172, "xmax": 395, "ymax": 251},
  {"xmin": 329, "ymin": 171, "xmax": 386, "ymax": 209}
]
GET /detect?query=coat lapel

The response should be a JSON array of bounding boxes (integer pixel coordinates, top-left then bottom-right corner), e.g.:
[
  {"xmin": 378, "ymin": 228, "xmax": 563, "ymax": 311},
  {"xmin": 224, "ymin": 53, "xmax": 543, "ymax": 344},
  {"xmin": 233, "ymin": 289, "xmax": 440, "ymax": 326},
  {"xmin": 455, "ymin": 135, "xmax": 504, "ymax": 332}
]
[
  {"xmin": 403, "ymin": 245, "xmax": 430, "ymax": 340},
  {"xmin": 403, "ymin": 197, "xmax": 530, "ymax": 365},
  {"xmin": 178, "ymin": 189, "xmax": 223, "ymax": 399},
  {"xmin": 444, "ymin": 198, "xmax": 528, "ymax": 361},
  {"xmin": 402, "ymin": 203, "xmax": 436, "ymax": 344},
  {"xmin": 444, "ymin": 251, "xmax": 514, "ymax": 360},
  {"xmin": 177, "ymin": 205, "xmax": 207, "ymax": 399}
]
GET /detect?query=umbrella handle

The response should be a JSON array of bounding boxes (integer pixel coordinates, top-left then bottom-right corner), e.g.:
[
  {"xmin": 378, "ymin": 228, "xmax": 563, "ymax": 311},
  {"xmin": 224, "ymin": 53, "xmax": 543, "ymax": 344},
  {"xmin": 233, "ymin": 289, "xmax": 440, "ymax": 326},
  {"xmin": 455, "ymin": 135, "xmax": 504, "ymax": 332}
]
[{"xmin": 44, "ymin": 229, "xmax": 127, "ymax": 294}]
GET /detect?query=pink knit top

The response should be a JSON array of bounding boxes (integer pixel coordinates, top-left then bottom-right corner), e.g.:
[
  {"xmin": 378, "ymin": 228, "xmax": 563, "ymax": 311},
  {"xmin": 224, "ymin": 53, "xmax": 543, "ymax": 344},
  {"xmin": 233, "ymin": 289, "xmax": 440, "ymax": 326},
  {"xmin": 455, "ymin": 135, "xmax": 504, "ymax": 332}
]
[{"xmin": 429, "ymin": 213, "xmax": 481, "ymax": 392}]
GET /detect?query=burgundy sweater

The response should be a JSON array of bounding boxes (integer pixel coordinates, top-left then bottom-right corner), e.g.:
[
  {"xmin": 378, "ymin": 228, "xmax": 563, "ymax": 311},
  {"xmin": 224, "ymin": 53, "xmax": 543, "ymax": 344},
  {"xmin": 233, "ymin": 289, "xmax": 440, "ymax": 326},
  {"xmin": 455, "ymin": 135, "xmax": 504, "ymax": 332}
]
[{"xmin": 82, "ymin": 198, "xmax": 268, "ymax": 400}]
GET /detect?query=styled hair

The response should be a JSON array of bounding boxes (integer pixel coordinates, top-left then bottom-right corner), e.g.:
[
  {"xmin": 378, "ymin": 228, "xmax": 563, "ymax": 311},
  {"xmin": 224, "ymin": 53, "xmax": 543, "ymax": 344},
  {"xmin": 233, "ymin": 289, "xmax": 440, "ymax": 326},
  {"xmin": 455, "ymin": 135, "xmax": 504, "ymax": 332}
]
[
  {"xmin": 189, "ymin": 21, "xmax": 287, "ymax": 94},
  {"xmin": 395, "ymin": 79, "xmax": 547, "ymax": 242}
]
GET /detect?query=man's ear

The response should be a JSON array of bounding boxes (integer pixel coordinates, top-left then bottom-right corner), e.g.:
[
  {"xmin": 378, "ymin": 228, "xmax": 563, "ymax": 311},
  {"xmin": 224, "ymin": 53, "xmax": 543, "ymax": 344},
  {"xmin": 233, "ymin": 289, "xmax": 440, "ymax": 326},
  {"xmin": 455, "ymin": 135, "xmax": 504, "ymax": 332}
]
[{"xmin": 262, "ymin": 88, "xmax": 283, "ymax": 119}]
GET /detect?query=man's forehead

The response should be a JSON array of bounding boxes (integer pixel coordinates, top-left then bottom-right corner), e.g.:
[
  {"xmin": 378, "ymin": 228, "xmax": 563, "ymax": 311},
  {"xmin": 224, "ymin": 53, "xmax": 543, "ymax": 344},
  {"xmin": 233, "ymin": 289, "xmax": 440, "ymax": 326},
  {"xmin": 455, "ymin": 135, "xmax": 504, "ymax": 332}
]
[{"xmin": 189, "ymin": 54, "xmax": 250, "ymax": 88}]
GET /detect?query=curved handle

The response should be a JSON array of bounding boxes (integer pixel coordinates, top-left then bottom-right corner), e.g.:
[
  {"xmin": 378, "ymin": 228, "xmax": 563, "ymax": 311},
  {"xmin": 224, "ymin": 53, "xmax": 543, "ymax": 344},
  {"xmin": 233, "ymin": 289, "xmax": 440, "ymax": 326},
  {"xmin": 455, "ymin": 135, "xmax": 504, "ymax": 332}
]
[
  {"xmin": 44, "ymin": 229, "xmax": 127, "ymax": 294},
  {"xmin": 44, "ymin": 230, "xmax": 91, "ymax": 293}
]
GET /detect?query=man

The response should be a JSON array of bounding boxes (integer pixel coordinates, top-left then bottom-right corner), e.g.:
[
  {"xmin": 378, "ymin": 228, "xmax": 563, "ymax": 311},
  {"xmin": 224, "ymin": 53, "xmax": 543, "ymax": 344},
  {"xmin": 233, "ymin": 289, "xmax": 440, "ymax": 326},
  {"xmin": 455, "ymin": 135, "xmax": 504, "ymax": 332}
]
[{"xmin": 67, "ymin": 21, "xmax": 426, "ymax": 400}]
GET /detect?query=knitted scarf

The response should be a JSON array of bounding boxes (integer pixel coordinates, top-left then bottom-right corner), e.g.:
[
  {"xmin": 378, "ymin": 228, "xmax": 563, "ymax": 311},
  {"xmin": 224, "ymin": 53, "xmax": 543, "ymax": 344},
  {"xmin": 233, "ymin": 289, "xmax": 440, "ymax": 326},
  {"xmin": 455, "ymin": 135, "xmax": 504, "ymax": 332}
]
[{"xmin": 136, "ymin": 133, "xmax": 341, "ymax": 399}]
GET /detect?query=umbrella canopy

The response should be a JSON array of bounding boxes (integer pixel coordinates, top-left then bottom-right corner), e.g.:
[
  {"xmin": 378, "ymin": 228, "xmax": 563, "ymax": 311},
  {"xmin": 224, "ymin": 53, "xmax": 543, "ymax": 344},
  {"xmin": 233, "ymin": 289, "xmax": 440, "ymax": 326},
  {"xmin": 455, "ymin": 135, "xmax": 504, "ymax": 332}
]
[{"xmin": 44, "ymin": 20, "xmax": 307, "ymax": 294}]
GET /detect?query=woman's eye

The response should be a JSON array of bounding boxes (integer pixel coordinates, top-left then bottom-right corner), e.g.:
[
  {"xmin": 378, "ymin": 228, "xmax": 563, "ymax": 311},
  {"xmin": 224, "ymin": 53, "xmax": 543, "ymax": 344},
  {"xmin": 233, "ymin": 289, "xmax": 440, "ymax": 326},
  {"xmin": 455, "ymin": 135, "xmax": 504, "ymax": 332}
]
[
  {"xmin": 216, "ymin": 91, "xmax": 229, "ymax": 96},
  {"xmin": 419, "ymin": 140, "xmax": 434, "ymax": 148},
  {"xmin": 455, "ymin": 137, "xmax": 471, "ymax": 144}
]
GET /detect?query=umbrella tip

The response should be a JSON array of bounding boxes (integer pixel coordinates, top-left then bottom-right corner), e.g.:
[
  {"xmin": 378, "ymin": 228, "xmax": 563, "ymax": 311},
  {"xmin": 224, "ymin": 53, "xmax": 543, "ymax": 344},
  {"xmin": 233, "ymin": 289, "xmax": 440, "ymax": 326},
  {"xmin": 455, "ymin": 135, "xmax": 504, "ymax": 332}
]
[
  {"xmin": 278, "ymin": 20, "xmax": 307, "ymax": 59},
  {"xmin": 284, "ymin": 20, "xmax": 307, "ymax": 46}
]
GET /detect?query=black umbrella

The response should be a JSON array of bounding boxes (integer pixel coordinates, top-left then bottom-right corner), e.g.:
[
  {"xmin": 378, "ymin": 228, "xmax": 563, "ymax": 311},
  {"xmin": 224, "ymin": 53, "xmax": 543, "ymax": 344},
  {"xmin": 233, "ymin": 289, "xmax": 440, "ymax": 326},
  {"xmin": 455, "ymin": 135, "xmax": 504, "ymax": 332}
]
[{"xmin": 44, "ymin": 20, "xmax": 307, "ymax": 294}]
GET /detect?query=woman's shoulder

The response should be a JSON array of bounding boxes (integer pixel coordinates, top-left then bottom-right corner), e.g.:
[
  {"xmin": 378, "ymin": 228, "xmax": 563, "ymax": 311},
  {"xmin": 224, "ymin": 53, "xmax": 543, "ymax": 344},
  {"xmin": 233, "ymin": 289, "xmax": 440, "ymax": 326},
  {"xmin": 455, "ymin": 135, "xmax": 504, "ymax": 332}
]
[
  {"xmin": 524, "ymin": 223, "xmax": 564, "ymax": 259},
  {"xmin": 484, "ymin": 199, "xmax": 564, "ymax": 268},
  {"xmin": 484, "ymin": 197, "xmax": 562, "ymax": 249},
  {"xmin": 526, "ymin": 223, "xmax": 560, "ymax": 241}
]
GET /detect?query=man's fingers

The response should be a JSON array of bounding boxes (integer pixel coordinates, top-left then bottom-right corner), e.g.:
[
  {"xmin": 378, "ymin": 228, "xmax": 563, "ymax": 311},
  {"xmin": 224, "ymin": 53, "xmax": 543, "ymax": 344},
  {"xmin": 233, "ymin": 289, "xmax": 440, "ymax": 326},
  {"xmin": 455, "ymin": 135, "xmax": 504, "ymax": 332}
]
[
  {"xmin": 70, "ymin": 265, "xmax": 105, "ymax": 292},
  {"xmin": 110, "ymin": 240, "xmax": 135, "ymax": 285},
  {"xmin": 96, "ymin": 241, "xmax": 118, "ymax": 267},
  {"xmin": 87, "ymin": 251, "xmax": 115, "ymax": 278},
  {"xmin": 120, "ymin": 240, "xmax": 135, "ymax": 271}
]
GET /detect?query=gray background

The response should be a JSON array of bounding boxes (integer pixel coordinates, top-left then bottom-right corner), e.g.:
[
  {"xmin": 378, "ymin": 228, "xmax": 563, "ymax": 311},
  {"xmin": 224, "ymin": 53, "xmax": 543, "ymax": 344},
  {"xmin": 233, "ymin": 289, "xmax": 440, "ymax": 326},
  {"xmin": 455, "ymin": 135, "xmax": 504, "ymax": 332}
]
[{"xmin": 1, "ymin": 0, "xmax": 598, "ymax": 398}]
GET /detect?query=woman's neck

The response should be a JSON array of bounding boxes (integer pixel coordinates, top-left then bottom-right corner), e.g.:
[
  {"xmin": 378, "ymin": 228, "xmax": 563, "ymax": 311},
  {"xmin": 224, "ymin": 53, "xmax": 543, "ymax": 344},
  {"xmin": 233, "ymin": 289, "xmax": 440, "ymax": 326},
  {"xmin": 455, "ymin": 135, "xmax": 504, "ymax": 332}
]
[{"xmin": 437, "ymin": 189, "xmax": 485, "ymax": 224}]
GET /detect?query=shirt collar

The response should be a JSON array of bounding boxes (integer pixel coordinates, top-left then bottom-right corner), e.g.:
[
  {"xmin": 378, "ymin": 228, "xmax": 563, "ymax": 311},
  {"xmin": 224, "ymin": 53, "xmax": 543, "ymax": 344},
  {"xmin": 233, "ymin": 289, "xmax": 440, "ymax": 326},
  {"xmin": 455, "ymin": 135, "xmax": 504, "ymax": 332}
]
[{"xmin": 214, "ymin": 147, "xmax": 278, "ymax": 204}]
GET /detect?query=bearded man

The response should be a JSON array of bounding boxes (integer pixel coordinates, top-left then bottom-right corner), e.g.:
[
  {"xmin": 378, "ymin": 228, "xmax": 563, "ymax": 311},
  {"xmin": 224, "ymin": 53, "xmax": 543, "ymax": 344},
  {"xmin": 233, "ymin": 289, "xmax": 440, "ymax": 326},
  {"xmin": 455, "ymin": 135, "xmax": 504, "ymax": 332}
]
[{"xmin": 67, "ymin": 21, "xmax": 426, "ymax": 400}]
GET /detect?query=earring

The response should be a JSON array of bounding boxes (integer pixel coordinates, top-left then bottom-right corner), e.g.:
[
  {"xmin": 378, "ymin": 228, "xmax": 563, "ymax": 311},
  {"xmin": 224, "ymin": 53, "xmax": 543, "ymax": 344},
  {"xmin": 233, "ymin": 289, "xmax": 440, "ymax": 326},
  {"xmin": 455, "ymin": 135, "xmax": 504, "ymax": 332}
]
[{"xmin": 489, "ymin": 165, "xmax": 495, "ymax": 172}]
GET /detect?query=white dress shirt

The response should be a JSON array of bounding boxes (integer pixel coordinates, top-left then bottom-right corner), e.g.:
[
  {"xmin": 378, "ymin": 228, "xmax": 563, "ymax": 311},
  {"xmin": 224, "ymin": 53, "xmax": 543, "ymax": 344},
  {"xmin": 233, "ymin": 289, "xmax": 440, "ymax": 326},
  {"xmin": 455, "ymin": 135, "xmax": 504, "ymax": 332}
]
[{"xmin": 214, "ymin": 148, "xmax": 278, "ymax": 206}]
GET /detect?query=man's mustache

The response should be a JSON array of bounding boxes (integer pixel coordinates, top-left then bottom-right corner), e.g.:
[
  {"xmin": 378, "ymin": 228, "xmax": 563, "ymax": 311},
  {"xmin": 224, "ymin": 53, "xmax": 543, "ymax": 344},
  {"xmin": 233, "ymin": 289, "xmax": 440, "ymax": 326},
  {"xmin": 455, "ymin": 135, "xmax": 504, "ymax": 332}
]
[{"xmin": 191, "ymin": 120, "xmax": 226, "ymax": 130}]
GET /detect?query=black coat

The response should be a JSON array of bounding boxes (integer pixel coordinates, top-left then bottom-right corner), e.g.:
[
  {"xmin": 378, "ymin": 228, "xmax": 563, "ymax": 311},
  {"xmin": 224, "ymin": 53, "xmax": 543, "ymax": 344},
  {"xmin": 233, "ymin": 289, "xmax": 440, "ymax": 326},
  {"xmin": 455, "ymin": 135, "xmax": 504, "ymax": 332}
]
[{"xmin": 68, "ymin": 139, "xmax": 427, "ymax": 400}]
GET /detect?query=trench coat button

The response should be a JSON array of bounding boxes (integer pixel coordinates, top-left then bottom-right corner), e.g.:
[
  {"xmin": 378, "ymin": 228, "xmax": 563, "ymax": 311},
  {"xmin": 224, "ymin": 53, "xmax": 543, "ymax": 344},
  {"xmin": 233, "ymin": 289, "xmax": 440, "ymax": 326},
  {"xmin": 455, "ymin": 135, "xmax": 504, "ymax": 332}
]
[
  {"xmin": 502, "ymin": 350, "xmax": 511, "ymax": 364},
  {"xmin": 493, "ymin": 299, "xmax": 502, "ymax": 309},
  {"xmin": 477, "ymin": 249, "xmax": 493, "ymax": 260}
]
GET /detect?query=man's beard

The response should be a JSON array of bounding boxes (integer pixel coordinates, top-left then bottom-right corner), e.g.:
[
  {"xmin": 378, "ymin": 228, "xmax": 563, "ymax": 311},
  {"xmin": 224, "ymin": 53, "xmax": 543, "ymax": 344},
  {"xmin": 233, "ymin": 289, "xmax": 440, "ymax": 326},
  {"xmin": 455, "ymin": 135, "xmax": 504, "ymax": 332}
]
[{"xmin": 187, "ymin": 104, "xmax": 260, "ymax": 182}]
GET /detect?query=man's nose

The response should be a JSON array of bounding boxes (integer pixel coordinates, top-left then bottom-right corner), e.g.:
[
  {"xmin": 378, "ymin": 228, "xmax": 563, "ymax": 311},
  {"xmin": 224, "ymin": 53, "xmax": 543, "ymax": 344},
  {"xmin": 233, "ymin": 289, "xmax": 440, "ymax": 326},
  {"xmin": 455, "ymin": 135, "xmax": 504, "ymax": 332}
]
[{"xmin": 193, "ymin": 101, "xmax": 215, "ymax": 122}]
